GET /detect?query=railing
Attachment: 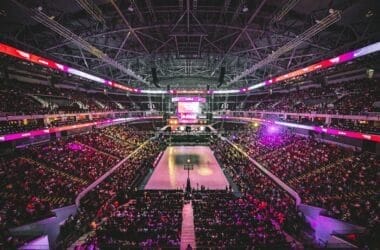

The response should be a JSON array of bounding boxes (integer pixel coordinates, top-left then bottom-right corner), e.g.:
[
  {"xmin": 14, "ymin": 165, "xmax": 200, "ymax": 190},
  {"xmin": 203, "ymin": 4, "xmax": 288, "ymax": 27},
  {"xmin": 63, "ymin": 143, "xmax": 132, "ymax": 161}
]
[
  {"xmin": 75, "ymin": 138, "xmax": 154, "ymax": 207},
  {"xmin": 0, "ymin": 110, "xmax": 163, "ymax": 121},
  {"xmin": 213, "ymin": 110, "xmax": 380, "ymax": 121},
  {"xmin": 220, "ymin": 135, "xmax": 302, "ymax": 205}
]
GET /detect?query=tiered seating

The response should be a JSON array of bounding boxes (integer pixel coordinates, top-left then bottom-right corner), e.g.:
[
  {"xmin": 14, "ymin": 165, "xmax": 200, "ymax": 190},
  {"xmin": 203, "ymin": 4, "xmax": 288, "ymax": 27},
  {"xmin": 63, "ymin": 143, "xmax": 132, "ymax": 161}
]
[
  {"xmin": 259, "ymin": 138, "xmax": 349, "ymax": 180},
  {"xmin": 0, "ymin": 156, "xmax": 86, "ymax": 228},
  {"xmin": 94, "ymin": 191, "xmax": 183, "ymax": 249},
  {"xmin": 289, "ymin": 152, "xmax": 379, "ymax": 227},
  {"xmin": 227, "ymin": 126, "xmax": 379, "ymax": 247},
  {"xmin": 245, "ymin": 79, "xmax": 379, "ymax": 115},
  {"xmin": 102, "ymin": 125, "xmax": 151, "ymax": 144},
  {"xmin": 73, "ymin": 129, "xmax": 147, "ymax": 159},
  {"xmin": 227, "ymin": 125, "xmax": 299, "ymax": 159},
  {"xmin": 0, "ymin": 89, "xmax": 47, "ymax": 115},
  {"xmin": 56, "ymin": 139, "xmax": 166, "ymax": 248},
  {"xmin": 0, "ymin": 124, "xmax": 157, "ymax": 249},
  {"xmin": 0, "ymin": 120, "xmax": 43, "ymax": 135},
  {"xmin": 193, "ymin": 192, "xmax": 289, "ymax": 248},
  {"xmin": 28, "ymin": 139, "xmax": 118, "ymax": 181},
  {"xmin": 330, "ymin": 119, "xmax": 380, "ymax": 134},
  {"xmin": 198, "ymin": 138, "xmax": 306, "ymax": 248}
]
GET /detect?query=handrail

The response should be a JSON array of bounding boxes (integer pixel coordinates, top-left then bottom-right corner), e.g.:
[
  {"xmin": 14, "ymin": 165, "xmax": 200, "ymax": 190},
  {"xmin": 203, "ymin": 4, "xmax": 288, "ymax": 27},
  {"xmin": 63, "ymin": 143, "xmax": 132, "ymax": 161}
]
[
  {"xmin": 213, "ymin": 110, "xmax": 380, "ymax": 121},
  {"xmin": 220, "ymin": 135, "xmax": 302, "ymax": 206},
  {"xmin": 75, "ymin": 138, "xmax": 154, "ymax": 207},
  {"xmin": 0, "ymin": 110, "xmax": 163, "ymax": 121}
]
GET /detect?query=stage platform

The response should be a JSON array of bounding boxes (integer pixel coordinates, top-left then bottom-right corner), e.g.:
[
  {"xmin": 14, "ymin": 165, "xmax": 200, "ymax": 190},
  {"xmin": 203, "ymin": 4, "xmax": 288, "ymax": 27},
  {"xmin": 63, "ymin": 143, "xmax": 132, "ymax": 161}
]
[{"xmin": 144, "ymin": 146, "xmax": 229, "ymax": 190}]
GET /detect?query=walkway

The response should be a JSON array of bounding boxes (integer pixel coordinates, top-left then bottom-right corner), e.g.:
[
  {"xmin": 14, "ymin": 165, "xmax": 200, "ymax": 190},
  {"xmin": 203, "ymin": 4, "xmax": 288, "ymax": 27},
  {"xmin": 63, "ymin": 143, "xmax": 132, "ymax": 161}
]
[{"xmin": 180, "ymin": 201, "xmax": 196, "ymax": 250}]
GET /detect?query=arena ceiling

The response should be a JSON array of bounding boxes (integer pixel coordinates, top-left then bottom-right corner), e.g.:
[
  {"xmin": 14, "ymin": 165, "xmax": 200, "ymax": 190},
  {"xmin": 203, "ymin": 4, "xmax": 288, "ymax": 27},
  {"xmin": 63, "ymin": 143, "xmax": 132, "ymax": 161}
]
[{"xmin": 0, "ymin": 0, "xmax": 379, "ymax": 90}]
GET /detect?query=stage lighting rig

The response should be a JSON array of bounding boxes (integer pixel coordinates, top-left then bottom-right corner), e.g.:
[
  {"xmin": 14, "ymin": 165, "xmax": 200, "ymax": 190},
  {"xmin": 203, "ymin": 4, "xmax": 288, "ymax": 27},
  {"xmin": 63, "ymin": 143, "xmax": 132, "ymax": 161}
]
[
  {"xmin": 75, "ymin": 0, "xmax": 105, "ymax": 23},
  {"xmin": 228, "ymin": 10, "xmax": 341, "ymax": 85},
  {"xmin": 10, "ymin": 0, "xmax": 148, "ymax": 85}
]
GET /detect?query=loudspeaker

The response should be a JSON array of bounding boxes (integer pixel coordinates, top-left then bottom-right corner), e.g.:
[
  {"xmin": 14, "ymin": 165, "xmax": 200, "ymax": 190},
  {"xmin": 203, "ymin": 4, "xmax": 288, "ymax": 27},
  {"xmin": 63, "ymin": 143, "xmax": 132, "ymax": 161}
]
[
  {"xmin": 217, "ymin": 67, "xmax": 225, "ymax": 88},
  {"xmin": 151, "ymin": 67, "xmax": 160, "ymax": 87},
  {"xmin": 367, "ymin": 68, "xmax": 374, "ymax": 79},
  {"xmin": 167, "ymin": 85, "xmax": 170, "ymax": 91},
  {"xmin": 207, "ymin": 85, "xmax": 210, "ymax": 91}
]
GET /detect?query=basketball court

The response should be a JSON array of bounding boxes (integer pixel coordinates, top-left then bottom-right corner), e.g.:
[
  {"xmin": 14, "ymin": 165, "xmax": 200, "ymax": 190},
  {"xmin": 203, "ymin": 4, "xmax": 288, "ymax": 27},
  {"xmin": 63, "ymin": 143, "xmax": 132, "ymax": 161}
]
[{"xmin": 144, "ymin": 146, "xmax": 229, "ymax": 190}]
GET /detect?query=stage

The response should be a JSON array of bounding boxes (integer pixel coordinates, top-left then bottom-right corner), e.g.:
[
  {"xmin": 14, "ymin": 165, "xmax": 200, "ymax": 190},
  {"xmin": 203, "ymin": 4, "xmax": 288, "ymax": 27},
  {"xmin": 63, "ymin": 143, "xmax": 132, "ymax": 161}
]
[{"xmin": 144, "ymin": 146, "xmax": 229, "ymax": 190}]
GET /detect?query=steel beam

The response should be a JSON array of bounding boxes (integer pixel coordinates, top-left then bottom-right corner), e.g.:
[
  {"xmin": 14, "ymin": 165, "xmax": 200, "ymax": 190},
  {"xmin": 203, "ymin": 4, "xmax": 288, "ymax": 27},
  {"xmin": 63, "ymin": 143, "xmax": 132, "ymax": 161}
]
[{"xmin": 211, "ymin": 0, "xmax": 268, "ymax": 76}]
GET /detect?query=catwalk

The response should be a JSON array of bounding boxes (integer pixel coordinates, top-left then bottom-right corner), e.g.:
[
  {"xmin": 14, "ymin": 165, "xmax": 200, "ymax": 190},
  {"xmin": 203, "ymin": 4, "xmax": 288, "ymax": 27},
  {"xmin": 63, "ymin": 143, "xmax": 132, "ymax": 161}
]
[{"xmin": 144, "ymin": 146, "xmax": 229, "ymax": 190}]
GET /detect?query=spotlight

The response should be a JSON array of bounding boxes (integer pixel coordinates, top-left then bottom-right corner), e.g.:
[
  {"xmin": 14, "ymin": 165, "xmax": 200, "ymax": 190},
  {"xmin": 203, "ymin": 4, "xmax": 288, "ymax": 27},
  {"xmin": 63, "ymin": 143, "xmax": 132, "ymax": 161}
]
[
  {"xmin": 180, "ymin": 126, "xmax": 185, "ymax": 131},
  {"xmin": 242, "ymin": 6, "xmax": 249, "ymax": 12},
  {"xmin": 267, "ymin": 125, "xmax": 279, "ymax": 134},
  {"xmin": 128, "ymin": 5, "xmax": 134, "ymax": 12},
  {"xmin": 253, "ymin": 122, "xmax": 259, "ymax": 127}
]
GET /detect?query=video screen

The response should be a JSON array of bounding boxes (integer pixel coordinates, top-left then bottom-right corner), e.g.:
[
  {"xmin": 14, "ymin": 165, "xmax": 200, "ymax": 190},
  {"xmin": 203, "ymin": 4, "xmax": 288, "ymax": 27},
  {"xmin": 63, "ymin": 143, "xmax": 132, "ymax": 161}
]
[
  {"xmin": 173, "ymin": 97, "xmax": 205, "ymax": 124},
  {"xmin": 177, "ymin": 102, "xmax": 200, "ymax": 114}
]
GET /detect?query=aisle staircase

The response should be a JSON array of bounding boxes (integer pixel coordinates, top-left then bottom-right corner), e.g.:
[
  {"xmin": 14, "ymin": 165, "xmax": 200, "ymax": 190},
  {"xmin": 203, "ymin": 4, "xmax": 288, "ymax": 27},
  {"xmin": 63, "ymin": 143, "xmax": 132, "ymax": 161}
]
[{"xmin": 180, "ymin": 201, "xmax": 196, "ymax": 250}]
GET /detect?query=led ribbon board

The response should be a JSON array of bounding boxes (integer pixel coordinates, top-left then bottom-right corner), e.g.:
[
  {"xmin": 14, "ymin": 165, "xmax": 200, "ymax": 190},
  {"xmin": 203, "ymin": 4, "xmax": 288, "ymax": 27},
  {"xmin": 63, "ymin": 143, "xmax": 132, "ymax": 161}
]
[
  {"xmin": 215, "ymin": 116, "xmax": 380, "ymax": 143},
  {"xmin": 244, "ymin": 42, "xmax": 380, "ymax": 92},
  {"xmin": 0, "ymin": 42, "xmax": 379, "ymax": 94},
  {"xmin": 0, "ymin": 116, "xmax": 162, "ymax": 142}
]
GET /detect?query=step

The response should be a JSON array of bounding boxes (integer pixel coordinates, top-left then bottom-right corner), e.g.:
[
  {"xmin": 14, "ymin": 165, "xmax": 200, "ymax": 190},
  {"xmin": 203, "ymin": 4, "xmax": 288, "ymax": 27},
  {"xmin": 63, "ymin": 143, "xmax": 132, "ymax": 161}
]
[{"xmin": 180, "ymin": 201, "xmax": 196, "ymax": 250}]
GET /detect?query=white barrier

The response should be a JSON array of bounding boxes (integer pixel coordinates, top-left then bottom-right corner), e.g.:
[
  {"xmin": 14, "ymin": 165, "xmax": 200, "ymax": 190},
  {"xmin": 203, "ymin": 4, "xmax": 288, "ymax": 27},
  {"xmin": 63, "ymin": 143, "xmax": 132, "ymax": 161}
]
[
  {"xmin": 75, "ymin": 138, "xmax": 154, "ymax": 207},
  {"xmin": 220, "ymin": 136, "xmax": 302, "ymax": 205}
]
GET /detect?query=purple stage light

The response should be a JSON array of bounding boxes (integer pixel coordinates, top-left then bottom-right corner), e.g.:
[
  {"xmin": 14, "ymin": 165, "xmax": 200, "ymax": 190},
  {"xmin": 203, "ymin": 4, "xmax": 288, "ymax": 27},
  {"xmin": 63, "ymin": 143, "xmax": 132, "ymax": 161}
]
[
  {"xmin": 267, "ymin": 125, "xmax": 280, "ymax": 134},
  {"xmin": 68, "ymin": 142, "xmax": 84, "ymax": 151}
]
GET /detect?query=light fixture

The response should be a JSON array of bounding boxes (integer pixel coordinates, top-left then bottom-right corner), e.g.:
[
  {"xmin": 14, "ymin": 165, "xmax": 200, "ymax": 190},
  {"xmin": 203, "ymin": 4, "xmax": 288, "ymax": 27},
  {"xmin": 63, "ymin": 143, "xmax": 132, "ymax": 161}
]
[
  {"xmin": 242, "ymin": 6, "xmax": 249, "ymax": 12},
  {"xmin": 366, "ymin": 10, "xmax": 374, "ymax": 18},
  {"xmin": 128, "ymin": 5, "xmax": 134, "ymax": 12}
]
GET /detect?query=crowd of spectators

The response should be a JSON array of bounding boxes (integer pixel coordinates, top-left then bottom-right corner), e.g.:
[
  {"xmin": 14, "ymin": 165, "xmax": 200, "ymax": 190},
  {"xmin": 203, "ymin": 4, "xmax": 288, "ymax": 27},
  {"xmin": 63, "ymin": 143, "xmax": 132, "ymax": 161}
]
[
  {"xmin": 193, "ymin": 191, "xmax": 291, "ymax": 249},
  {"xmin": 0, "ymin": 156, "xmax": 86, "ymax": 229},
  {"xmin": 227, "ymin": 125, "xmax": 379, "ymax": 248},
  {"xmin": 28, "ymin": 139, "xmax": 118, "ymax": 182},
  {"xmin": 94, "ymin": 191, "xmax": 183, "ymax": 249},
  {"xmin": 259, "ymin": 137, "xmax": 349, "ymax": 180},
  {"xmin": 329, "ymin": 119, "xmax": 380, "ymax": 134},
  {"xmin": 57, "ymin": 139, "xmax": 166, "ymax": 248},
  {"xmin": 73, "ymin": 127, "xmax": 150, "ymax": 159},
  {"xmin": 0, "ymin": 124, "xmax": 153, "ymax": 232},
  {"xmin": 0, "ymin": 89, "xmax": 49, "ymax": 115},
  {"xmin": 289, "ymin": 152, "xmax": 379, "ymax": 233},
  {"xmin": 226, "ymin": 125, "xmax": 299, "ymax": 159},
  {"xmin": 1, "ymin": 78, "xmax": 379, "ymax": 118},
  {"xmin": 196, "ymin": 137, "xmax": 307, "ymax": 248},
  {"xmin": 0, "ymin": 120, "xmax": 43, "ymax": 135},
  {"xmin": 0, "ymin": 80, "xmax": 142, "ymax": 116},
  {"xmin": 245, "ymin": 79, "xmax": 379, "ymax": 115}
]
